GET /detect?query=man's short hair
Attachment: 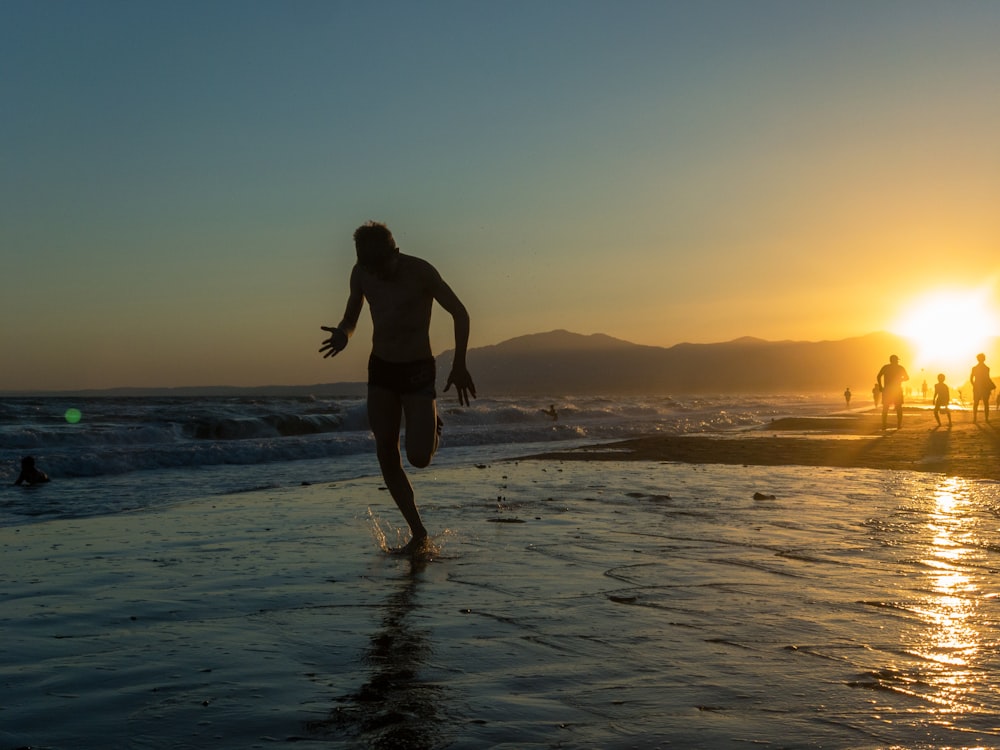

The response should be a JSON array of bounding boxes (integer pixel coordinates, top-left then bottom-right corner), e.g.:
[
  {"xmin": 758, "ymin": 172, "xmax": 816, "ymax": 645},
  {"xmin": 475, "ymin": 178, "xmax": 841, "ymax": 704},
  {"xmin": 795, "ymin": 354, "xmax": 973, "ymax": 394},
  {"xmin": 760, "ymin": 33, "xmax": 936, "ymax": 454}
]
[{"xmin": 354, "ymin": 221, "xmax": 396, "ymax": 255}]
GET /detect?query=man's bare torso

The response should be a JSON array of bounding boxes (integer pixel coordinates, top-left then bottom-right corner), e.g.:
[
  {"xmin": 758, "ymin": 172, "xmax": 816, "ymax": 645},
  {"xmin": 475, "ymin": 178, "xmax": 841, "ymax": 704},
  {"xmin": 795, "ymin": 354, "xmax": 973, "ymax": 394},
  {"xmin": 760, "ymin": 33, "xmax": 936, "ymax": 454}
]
[{"xmin": 358, "ymin": 253, "xmax": 439, "ymax": 362}]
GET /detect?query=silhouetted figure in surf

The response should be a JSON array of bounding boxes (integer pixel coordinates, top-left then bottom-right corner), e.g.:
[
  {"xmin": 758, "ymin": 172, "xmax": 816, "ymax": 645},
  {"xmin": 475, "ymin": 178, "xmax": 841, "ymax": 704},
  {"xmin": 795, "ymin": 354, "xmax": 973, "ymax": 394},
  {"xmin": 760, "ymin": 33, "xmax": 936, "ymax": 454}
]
[
  {"xmin": 933, "ymin": 373, "xmax": 952, "ymax": 428},
  {"xmin": 876, "ymin": 354, "xmax": 909, "ymax": 431},
  {"xmin": 872, "ymin": 382, "xmax": 881, "ymax": 408},
  {"xmin": 319, "ymin": 221, "xmax": 475, "ymax": 555},
  {"xmin": 542, "ymin": 404, "xmax": 558, "ymax": 421},
  {"xmin": 843, "ymin": 387, "xmax": 851, "ymax": 408},
  {"xmin": 14, "ymin": 455, "xmax": 49, "ymax": 486},
  {"xmin": 970, "ymin": 353, "xmax": 994, "ymax": 424}
]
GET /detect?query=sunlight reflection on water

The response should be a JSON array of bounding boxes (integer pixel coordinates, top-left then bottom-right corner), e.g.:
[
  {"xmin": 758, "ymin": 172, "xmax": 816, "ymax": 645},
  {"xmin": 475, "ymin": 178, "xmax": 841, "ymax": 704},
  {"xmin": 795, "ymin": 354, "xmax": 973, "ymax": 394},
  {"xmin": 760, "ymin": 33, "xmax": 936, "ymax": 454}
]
[{"xmin": 912, "ymin": 477, "xmax": 984, "ymax": 715}]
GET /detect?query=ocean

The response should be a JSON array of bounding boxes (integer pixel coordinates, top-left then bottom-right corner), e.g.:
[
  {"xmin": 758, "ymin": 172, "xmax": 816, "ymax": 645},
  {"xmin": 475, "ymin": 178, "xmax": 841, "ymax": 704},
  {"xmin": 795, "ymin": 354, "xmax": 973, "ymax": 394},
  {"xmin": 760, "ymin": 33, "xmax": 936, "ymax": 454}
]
[
  {"xmin": 0, "ymin": 393, "xmax": 842, "ymax": 526},
  {"xmin": 5, "ymin": 392, "xmax": 1000, "ymax": 748}
]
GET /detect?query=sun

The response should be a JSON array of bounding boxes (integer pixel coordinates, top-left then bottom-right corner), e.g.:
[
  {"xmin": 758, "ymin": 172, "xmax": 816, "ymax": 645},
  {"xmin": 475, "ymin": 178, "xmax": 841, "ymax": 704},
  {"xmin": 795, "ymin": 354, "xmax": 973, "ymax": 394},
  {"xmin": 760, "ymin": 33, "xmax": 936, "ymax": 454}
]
[{"xmin": 891, "ymin": 288, "xmax": 1000, "ymax": 380}]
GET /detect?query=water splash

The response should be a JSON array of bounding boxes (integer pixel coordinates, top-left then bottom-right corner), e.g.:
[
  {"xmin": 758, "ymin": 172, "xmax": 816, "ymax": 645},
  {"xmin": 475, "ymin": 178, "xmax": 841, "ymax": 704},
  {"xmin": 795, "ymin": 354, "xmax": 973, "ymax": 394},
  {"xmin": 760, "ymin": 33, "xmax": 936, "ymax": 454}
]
[{"xmin": 365, "ymin": 507, "xmax": 447, "ymax": 559}]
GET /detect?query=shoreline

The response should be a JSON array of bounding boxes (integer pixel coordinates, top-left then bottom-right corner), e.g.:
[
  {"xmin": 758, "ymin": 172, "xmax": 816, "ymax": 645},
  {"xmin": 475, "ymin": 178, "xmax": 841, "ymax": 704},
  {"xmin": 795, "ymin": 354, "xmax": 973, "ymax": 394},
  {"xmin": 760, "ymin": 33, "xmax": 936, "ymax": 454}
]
[
  {"xmin": 519, "ymin": 408, "xmax": 1000, "ymax": 481},
  {"xmin": 5, "ymin": 420, "xmax": 1000, "ymax": 746}
]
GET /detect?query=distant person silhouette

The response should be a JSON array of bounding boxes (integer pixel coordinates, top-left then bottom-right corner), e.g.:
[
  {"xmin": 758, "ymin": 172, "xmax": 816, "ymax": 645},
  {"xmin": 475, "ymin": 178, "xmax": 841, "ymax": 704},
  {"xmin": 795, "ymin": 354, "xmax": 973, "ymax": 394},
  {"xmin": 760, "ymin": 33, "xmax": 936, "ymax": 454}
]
[
  {"xmin": 541, "ymin": 404, "xmax": 558, "ymax": 421},
  {"xmin": 14, "ymin": 456, "xmax": 49, "ymax": 486},
  {"xmin": 933, "ymin": 374, "xmax": 952, "ymax": 428},
  {"xmin": 921, "ymin": 379, "xmax": 928, "ymax": 401},
  {"xmin": 843, "ymin": 387, "xmax": 851, "ymax": 408},
  {"xmin": 970, "ymin": 353, "xmax": 994, "ymax": 424},
  {"xmin": 319, "ymin": 221, "xmax": 476, "ymax": 554},
  {"xmin": 876, "ymin": 354, "xmax": 909, "ymax": 430},
  {"xmin": 872, "ymin": 382, "xmax": 881, "ymax": 408}
]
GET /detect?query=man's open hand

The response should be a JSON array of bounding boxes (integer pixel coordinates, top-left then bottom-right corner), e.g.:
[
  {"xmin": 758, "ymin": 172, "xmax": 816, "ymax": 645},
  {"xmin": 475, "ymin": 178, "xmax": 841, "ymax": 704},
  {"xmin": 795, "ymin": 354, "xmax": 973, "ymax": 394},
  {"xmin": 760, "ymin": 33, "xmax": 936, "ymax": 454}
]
[
  {"xmin": 319, "ymin": 326, "xmax": 348, "ymax": 358},
  {"xmin": 444, "ymin": 366, "xmax": 477, "ymax": 406}
]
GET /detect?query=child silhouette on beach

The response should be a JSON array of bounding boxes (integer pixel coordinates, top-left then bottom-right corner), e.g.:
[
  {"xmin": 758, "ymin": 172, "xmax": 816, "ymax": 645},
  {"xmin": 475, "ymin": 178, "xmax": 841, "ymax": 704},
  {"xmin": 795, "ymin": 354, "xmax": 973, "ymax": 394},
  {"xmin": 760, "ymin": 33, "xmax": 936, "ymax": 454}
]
[
  {"xmin": 876, "ymin": 354, "xmax": 909, "ymax": 431},
  {"xmin": 933, "ymin": 374, "xmax": 952, "ymax": 428},
  {"xmin": 319, "ymin": 221, "xmax": 476, "ymax": 554},
  {"xmin": 14, "ymin": 456, "xmax": 49, "ymax": 486}
]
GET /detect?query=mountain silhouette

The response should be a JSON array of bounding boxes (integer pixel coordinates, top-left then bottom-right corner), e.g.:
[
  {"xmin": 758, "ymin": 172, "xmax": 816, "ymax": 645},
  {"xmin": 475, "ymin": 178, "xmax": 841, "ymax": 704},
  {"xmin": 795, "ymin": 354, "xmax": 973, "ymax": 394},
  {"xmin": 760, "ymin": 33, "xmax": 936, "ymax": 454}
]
[
  {"xmin": 4, "ymin": 330, "xmax": 926, "ymax": 397},
  {"xmin": 438, "ymin": 329, "xmax": 917, "ymax": 395}
]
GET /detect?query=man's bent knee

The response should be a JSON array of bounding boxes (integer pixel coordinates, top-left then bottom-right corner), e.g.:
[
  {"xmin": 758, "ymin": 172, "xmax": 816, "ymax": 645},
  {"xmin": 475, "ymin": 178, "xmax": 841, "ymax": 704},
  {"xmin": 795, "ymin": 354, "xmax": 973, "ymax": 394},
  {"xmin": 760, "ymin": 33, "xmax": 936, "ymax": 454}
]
[
  {"xmin": 400, "ymin": 394, "xmax": 438, "ymax": 469},
  {"xmin": 406, "ymin": 430, "xmax": 438, "ymax": 467},
  {"xmin": 406, "ymin": 446, "xmax": 435, "ymax": 469}
]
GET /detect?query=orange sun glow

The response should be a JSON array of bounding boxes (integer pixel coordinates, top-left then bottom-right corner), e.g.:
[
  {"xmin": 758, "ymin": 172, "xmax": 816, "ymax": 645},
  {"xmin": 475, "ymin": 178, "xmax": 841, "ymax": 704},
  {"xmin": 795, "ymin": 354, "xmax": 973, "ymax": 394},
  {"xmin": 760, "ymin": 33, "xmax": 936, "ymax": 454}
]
[{"xmin": 891, "ymin": 289, "xmax": 1000, "ymax": 382}]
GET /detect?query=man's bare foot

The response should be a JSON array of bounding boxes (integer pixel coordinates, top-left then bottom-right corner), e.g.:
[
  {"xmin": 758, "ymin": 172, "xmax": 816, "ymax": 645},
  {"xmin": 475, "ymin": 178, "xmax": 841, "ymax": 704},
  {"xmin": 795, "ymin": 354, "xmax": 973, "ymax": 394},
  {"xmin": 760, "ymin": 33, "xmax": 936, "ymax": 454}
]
[{"xmin": 391, "ymin": 534, "xmax": 429, "ymax": 556}]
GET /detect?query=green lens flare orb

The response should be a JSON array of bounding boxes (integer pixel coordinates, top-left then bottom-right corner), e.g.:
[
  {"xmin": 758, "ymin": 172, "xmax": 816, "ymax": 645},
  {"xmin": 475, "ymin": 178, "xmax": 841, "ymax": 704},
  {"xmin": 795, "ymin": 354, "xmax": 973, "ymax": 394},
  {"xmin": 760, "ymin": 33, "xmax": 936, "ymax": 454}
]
[{"xmin": 65, "ymin": 408, "xmax": 82, "ymax": 424}]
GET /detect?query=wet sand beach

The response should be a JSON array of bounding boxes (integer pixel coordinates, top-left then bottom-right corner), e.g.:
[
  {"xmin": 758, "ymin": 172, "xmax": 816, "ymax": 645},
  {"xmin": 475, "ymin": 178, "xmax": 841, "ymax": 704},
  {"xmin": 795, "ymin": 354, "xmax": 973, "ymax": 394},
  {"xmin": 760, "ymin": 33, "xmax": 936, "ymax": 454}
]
[
  {"xmin": 4, "ymin": 408, "xmax": 1000, "ymax": 749},
  {"xmin": 527, "ymin": 408, "xmax": 1000, "ymax": 481}
]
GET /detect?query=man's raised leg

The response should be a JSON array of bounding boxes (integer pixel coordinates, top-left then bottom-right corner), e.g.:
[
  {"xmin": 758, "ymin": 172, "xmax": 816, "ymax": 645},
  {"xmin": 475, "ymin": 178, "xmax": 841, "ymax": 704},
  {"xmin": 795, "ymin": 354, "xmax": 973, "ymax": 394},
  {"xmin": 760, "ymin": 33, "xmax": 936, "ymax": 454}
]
[{"xmin": 401, "ymin": 392, "xmax": 439, "ymax": 469}]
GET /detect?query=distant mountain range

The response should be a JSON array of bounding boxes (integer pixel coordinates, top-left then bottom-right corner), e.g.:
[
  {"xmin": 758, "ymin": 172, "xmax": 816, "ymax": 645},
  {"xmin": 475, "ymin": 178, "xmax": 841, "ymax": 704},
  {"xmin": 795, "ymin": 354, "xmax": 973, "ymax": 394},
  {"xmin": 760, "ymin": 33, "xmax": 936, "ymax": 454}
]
[
  {"xmin": 3, "ymin": 330, "xmax": 922, "ymax": 397},
  {"xmin": 440, "ymin": 329, "xmax": 917, "ymax": 395}
]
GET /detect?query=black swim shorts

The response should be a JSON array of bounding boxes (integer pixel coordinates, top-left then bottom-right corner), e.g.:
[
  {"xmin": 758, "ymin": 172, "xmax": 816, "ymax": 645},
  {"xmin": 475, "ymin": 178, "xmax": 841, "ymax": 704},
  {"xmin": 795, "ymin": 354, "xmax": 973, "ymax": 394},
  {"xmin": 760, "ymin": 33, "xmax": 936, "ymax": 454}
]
[{"xmin": 368, "ymin": 354, "xmax": 437, "ymax": 397}]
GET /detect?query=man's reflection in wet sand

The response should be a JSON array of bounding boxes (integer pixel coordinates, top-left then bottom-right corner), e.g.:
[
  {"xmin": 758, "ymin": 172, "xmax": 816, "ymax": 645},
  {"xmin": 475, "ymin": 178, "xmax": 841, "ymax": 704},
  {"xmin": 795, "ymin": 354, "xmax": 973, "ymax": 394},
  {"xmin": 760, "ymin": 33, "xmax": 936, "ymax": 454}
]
[{"xmin": 309, "ymin": 558, "xmax": 450, "ymax": 748}]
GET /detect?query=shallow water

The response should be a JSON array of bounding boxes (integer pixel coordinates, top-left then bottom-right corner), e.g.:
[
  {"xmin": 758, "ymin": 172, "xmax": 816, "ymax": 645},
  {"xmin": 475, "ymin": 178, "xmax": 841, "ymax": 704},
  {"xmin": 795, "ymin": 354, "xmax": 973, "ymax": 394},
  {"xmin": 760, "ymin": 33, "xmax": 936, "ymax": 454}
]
[
  {"xmin": 4, "ymin": 460, "xmax": 1000, "ymax": 749},
  {"xmin": 319, "ymin": 462, "xmax": 1000, "ymax": 749}
]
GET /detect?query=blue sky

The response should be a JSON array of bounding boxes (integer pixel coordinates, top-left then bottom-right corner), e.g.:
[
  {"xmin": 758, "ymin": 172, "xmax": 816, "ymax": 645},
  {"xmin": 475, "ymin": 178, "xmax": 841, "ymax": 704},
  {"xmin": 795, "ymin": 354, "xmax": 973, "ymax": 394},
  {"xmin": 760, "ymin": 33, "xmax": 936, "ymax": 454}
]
[{"xmin": 3, "ymin": 1, "xmax": 999, "ymax": 390}]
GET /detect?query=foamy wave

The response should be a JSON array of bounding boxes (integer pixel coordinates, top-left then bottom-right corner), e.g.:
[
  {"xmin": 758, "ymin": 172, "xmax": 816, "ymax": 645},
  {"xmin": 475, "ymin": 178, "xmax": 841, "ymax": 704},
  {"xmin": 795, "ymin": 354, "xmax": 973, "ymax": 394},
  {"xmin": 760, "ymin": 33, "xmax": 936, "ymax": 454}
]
[{"xmin": 0, "ymin": 393, "xmax": 842, "ymax": 483}]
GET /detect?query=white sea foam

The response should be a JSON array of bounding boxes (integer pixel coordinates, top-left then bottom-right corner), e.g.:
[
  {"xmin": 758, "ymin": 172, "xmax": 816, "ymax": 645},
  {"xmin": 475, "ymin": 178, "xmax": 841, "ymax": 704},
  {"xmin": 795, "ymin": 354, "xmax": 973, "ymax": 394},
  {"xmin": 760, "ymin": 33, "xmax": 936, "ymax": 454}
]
[{"xmin": 0, "ymin": 393, "xmax": 844, "ymax": 524}]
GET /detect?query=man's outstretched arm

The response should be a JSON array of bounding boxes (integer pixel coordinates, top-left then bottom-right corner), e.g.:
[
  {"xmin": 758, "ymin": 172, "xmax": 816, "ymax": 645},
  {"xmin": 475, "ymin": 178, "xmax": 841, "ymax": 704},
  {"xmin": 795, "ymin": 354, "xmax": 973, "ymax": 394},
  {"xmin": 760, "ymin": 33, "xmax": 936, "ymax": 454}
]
[{"xmin": 320, "ymin": 266, "xmax": 364, "ymax": 358}]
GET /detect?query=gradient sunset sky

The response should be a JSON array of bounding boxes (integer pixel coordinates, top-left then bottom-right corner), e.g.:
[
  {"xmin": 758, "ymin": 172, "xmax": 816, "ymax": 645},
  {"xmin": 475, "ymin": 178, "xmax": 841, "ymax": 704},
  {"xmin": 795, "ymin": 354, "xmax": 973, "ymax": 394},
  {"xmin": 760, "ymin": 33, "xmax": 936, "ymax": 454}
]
[{"xmin": 3, "ymin": 1, "xmax": 999, "ymax": 391}]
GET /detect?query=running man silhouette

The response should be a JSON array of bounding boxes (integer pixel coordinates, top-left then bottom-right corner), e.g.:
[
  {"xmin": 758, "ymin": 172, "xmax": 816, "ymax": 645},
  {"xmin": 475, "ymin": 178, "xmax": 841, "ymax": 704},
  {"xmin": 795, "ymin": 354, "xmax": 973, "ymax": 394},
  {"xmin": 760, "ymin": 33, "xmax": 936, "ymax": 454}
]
[{"xmin": 320, "ymin": 221, "xmax": 476, "ymax": 553}]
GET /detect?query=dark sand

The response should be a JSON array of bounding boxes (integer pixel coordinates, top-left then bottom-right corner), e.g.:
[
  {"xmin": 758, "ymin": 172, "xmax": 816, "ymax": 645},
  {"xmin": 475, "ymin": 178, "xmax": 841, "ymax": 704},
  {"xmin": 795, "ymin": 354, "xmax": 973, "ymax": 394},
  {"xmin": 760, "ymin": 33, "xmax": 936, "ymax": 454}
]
[{"xmin": 524, "ymin": 409, "xmax": 1000, "ymax": 481}]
